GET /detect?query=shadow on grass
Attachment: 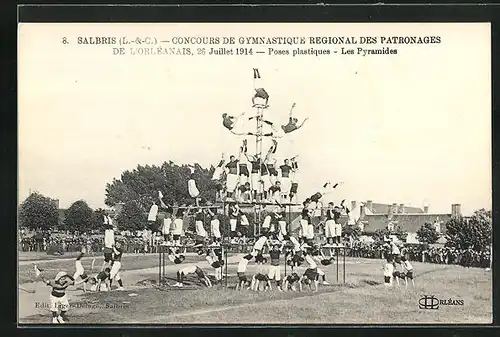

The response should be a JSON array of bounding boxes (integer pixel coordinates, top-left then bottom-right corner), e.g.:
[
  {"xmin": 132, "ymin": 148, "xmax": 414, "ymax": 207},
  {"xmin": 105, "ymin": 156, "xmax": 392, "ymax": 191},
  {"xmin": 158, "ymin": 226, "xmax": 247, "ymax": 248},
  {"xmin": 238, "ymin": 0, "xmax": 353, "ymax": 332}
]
[
  {"xmin": 137, "ymin": 274, "xmax": 230, "ymax": 289},
  {"xmin": 360, "ymin": 279, "xmax": 382, "ymax": 286}
]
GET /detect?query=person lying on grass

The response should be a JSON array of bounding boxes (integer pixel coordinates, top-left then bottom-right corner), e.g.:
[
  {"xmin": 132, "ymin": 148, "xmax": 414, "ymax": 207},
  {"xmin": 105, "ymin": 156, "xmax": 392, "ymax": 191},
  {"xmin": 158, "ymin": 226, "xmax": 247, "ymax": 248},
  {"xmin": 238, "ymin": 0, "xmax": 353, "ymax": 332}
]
[
  {"xmin": 174, "ymin": 265, "xmax": 212, "ymax": 288},
  {"xmin": 90, "ymin": 267, "xmax": 111, "ymax": 292},
  {"xmin": 168, "ymin": 247, "xmax": 186, "ymax": 265}
]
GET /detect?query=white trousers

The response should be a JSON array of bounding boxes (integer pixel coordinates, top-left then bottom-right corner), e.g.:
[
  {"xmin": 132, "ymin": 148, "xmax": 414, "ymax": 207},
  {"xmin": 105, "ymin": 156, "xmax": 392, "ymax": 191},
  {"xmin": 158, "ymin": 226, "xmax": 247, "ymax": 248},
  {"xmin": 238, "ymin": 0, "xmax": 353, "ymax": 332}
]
[
  {"xmin": 50, "ymin": 294, "xmax": 69, "ymax": 312},
  {"xmin": 230, "ymin": 219, "xmax": 237, "ymax": 232},
  {"xmin": 110, "ymin": 261, "xmax": 122, "ymax": 280},
  {"xmin": 300, "ymin": 220, "xmax": 309, "ymax": 237},
  {"xmin": 188, "ymin": 179, "xmax": 200, "ymax": 198},
  {"xmin": 211, "ymin": 220, "xmax": 221, "ymax": 238},
  {"xmin": 280, "ymin": 177, "xmax": 291, "ymax": 194},
  {"xmin": 226, "ymin": 174, "xmax": 238, "ymax": 192},
  {"xmin": 195, "ymin": 220, "xmax": 207, "ymax": 237},
  {"xmin": 268, "ymin": 265, "xmax": 281, "ymax": 281},
  {"xmin": 325, "ymin": 220, "xmax": 335, "ymax": 238},
  {"xmin": 73, "ymin": 260, "xmax": 85, "ymax": 280}
]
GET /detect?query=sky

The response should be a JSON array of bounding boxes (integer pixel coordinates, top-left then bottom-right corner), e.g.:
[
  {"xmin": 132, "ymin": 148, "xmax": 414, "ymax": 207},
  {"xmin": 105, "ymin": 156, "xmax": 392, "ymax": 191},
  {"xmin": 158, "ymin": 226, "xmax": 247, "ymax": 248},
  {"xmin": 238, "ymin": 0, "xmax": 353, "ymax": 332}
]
[{"xmin": 18, "ymin": 23, "xmax": 491, "ymax": 215}]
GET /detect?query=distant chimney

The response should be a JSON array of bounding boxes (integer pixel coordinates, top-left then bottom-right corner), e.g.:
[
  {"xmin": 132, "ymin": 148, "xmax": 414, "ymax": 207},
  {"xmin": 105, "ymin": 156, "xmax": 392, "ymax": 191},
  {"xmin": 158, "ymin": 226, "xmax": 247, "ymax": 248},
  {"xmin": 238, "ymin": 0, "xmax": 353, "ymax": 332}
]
[
  {"xmin": 423, "ymin": 205, "xmax": 429, "ymax": 213},
  {"xmin": 366, "ymin": 200, "xmax": 373, "ymax": 211},
  {"xmin": 360, "ymin": 204, "xmax": 366, "ymax": 219},
  {"xmin": 452, "ymin": 204, "xmax": 462, "ymax": 217},
  {"xmin": 53, "ymin": 198, "xmax": 60, "ymax": 209},
  {"xmin": 351, "ymin": 201, "xmax": 357, "ymax": 211},
  {"xmin": 399, "ymin": 203, "xmax": 405, "ymax": 214},
  {"xmin": 391, "ymin": 203, "xmax": 398, "ymax": 215}
]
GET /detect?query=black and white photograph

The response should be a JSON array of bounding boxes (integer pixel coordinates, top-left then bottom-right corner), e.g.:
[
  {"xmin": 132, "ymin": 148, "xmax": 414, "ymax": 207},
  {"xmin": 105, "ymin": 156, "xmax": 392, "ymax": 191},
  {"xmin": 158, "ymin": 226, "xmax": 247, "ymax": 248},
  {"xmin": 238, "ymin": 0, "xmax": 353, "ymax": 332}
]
[{"xmin": 17, "ymin": 22, "xmax": 492, "ymax": 324}]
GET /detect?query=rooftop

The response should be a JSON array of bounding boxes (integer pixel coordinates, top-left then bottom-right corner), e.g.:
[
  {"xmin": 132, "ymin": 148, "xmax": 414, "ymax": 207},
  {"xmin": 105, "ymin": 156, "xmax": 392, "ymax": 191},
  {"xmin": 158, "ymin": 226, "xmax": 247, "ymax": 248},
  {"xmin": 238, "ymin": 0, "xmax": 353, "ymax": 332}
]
[
  {"xmin": 364, "ymin": 202, "xmax": 424, "ymax": 214},
  {"xmin": 360, "ymin": 213, "xmax": 453, "ymax": 233}
]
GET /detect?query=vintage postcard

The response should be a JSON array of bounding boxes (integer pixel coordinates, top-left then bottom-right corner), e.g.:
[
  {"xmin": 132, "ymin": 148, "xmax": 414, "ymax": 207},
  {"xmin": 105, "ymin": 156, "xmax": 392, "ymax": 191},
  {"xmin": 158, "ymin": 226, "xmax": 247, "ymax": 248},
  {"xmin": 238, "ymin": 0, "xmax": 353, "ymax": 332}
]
[{"xmin": 18, "ymin": 22, "xmax": 492, "ymax": 324}]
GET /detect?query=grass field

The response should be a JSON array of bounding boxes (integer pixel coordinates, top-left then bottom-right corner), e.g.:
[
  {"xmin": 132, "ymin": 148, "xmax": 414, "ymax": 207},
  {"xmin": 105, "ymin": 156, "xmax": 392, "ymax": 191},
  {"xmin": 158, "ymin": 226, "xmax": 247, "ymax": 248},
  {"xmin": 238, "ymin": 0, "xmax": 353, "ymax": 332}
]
[
  {"xmin": 19, "ymin": 251, "xmax": 83, "ymax": 261},
  {"xmin": 18, "ymin": 254, "xmax": 492, "ymax": 324}
]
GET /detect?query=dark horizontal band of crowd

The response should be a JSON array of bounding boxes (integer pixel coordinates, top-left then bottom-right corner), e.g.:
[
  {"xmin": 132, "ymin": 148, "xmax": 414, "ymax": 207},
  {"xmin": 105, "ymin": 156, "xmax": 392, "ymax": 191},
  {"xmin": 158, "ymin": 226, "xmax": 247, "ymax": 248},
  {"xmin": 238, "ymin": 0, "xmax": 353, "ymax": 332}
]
[{"xmin": 348, "ymin": 241, "xmax": 491, "ymax": 268}]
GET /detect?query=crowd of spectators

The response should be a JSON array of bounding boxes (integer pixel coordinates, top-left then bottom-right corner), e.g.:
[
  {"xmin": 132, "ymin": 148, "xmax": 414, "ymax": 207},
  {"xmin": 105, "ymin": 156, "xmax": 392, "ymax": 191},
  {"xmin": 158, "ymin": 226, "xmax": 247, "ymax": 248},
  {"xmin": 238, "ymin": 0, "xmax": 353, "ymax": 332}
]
[
  {"xmin": 18, "ymin": 229, "xmax": 164, "ymax": 255},
  {"xmin": 346, "ymin": 241, "xmax": 491, "ymax": 268},
  {"xmin": 18, "ymin": 228, "xmax": 491, "ymax": 269}
]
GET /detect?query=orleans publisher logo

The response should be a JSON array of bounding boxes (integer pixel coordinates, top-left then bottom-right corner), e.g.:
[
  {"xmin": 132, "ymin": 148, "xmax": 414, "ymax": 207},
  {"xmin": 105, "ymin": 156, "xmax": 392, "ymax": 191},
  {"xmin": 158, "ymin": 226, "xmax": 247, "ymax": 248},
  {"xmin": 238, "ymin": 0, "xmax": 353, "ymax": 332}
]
[
  {"xmin": 419, "ymin": 295, "xmax": 464, "ymax": 310},
  {"xmin": 419, "ymin": 295, "xmax": 439, "ymax": 309}
]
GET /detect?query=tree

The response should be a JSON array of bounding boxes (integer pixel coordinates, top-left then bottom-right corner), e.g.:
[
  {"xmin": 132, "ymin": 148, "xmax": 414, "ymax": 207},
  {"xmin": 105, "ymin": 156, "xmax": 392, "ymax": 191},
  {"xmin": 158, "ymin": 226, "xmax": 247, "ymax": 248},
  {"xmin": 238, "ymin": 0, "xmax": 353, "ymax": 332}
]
[
  {"xmin": 393, "ymin": 224, "xmax": 408, "ymax": 242},
  {"xmin": 372, "ymin": 228, "xmax": 390, "ymax": 245},
  {"xmin": 445, "ymin": 209, "xmax": 492, "ymax": 252},
  {"xmin": 343, "ymin": 223, "xmax": 361, "ymax": 240},
  {"xmin": 63, "ymin": 200, "xmax": 96, "ymax": 233},
  {"xmin": 93, "ymin": 208, "xmax": 107, "ymax": 230},
  {"xmin": 416, "ymin": 222, "xmax": 439, "ymax": 244},
  {"xmin": 19, "ymin": 192, "xmax": 59, "ymax": 230},
  {"xmin": 104, "ymin": 162, "xmax": 219, "ymax": 213},
  {"xmin": 372, "ymin": 224, "xmax": 407, "ymax": 245},
  {"xmin": 116, "ymin": 200, "xmax": 146, "ymax": 231}
]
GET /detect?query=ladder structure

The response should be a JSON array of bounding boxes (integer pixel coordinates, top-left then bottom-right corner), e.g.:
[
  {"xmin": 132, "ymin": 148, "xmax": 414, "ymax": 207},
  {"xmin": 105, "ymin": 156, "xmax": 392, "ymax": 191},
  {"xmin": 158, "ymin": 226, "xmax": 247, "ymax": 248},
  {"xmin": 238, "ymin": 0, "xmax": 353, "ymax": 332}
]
[
  {"xmin": 253, "ymin": 105, "xmax": 266, "ymax": 236},
  {"xmin": 222, "ymin": 69, "xmax": 300, "ymax": 238},
  {"xmin": 254, "ymin": 106, "xmax": 265, "ymax": 161}
]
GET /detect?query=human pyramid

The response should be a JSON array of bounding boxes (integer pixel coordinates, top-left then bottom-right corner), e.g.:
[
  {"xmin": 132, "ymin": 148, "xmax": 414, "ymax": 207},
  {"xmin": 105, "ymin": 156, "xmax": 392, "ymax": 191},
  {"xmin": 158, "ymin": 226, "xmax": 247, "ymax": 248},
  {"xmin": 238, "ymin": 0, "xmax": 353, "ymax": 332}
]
[
  {"xmin": 147, "ymin": 69, "xmax": 351, "ymax": 290},
  {"xmin": 152, "ymin": 185, "xmax": 350, "ymax": 290},
  {"xmin": 216, "ymin": 70, "xmax": 308, "ymax": 205},
  {"xmin": 158, "ymin": 240, "xmax": 337, "ymax": 292},
  {"xmin": 31, "ymin": 70, "xmax": 384, "ymax": 325}
]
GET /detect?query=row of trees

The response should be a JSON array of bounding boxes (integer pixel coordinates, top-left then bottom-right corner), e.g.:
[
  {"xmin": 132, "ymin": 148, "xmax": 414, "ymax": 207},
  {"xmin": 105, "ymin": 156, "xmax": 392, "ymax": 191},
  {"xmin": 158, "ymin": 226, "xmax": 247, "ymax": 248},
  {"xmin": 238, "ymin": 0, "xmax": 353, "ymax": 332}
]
[
  {"xmin": 445, "ymin": 209, "xmax": 492, "ymax": 251},
  {"xmin": 19, "ymin": 162, "xmax": 220, "ymax": 233},
  {"xmin": 106, "ymin": 161, "xmax": 219, "ymax": 231},
  {"xmin": 105, "ymin": 162, "xmax": 218, "ymax": 212},
  {"xmin": 18, "ymin": 192, "xmax": 108, "ymax": 232}
]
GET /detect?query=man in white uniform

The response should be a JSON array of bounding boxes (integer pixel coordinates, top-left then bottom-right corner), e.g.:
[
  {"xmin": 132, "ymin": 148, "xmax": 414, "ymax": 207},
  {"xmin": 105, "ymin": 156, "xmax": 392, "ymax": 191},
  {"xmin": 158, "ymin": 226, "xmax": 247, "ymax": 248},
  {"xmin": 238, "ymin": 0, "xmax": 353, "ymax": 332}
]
[
  {"xmin": 251, "ymin": 234, "xmax": 269, "ymax": 257},
  {"xmin": 225, "ymin": 155, "xmax": 239, "ymax": 200},
  {"xmin": 279, "ymin": 159, "xmax": 293, "ymax": 202},
  {"xmin": 238, "ymin": 140, "xmax": 250, "ymax": 186},
  {"xmin": 207, "ymin": 207, "xmax": 222, "ymax": 245},
  {"xmin": 187, "ymin": 166, "xmax": 201, "ymax": 206},
  {"xmin": 268, "ymin": 243, "xmax": 283, "ymax": 291},
  {"xmin": 101, "ymin": 223, "xmax": 115, "ymax": 271},
  {"xmin": 162, "ymin": 208, "xmax": 173, "ymax": 243},
  {"xmin": 109, "ymin": 241, "xmax": 124, "ymax": 291},
  {"xmin": 236, "ymin": 254, "xmax": 253, "ymax": 290},
  {"xmin": 172, "ymin": 207, "xmax": 189, "ymax": 247}
]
